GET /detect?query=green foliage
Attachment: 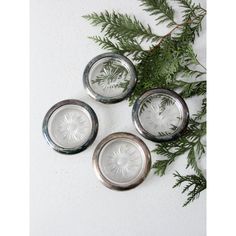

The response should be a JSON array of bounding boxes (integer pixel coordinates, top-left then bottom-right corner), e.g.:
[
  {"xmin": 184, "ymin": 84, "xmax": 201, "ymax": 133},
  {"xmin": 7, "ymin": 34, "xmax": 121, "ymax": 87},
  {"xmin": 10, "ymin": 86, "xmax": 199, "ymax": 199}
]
[
  {"xmin": 175, "ymin": 0, "xmax": 207, "ymax": 38},
  {"xmin": 179, "ymin": 67, "xmax": 206, "ymax": 79},
  {"xmin": 128, "ymin": 39, "xmax": 206, "ymax": 103},
  {"xmin": 83, "ymin": 11, "xmax": 160, "ymax": 43},
  {"xmin": 177, "ymin": 80, "xmax": 206, "ymax": 98},
  {"xmin": 153, "ymin": 118, "xmax": 206, "ymax": 176},
  {"xmin": 173, "ymin": 171, "xmax": 206, "ymax": 206},
  {"xmin": 140, "ymin": 0, "xmax": 176, "ymax": 26},
  {"xmin": 194, "ymin": 97, "xmax": 206, "ymax": 121},
  {"xmin": 88, "ymin": 36, "xmax": 148, "ymax": 60},
  {"xmin": 84, "ymin": 0, "xmax": 206, "ymax": 207}
]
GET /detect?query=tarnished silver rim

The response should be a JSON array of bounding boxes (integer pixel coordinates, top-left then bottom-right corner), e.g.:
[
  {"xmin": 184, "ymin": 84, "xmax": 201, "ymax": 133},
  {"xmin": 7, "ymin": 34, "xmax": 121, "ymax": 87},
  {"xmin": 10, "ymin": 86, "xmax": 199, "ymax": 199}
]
[
  {"xmin": 83, "ymin": 53, "xmax": 137, "ymax": 104},
  {"xmin": 93, "ymin": 132, "xmax": 151, "ymax": 191},
  {"xmin": 132, "ymin": 88, "xmax": 189, "ymax": 142},
  {"xmin": 42, "ymin": 99, "xmax": 98, "ymax": 154}
]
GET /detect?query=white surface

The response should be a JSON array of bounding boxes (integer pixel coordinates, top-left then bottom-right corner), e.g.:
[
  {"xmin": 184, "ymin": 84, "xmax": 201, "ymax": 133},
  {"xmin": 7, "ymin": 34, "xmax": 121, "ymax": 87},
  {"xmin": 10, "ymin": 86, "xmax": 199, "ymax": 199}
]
[
  {"xmin": 30, "ymin": 0, "xmax": 206, "ymax": 236},
  {"xmin": 0, "ymin": 1, "xmax": 29, "ymax": 236}
]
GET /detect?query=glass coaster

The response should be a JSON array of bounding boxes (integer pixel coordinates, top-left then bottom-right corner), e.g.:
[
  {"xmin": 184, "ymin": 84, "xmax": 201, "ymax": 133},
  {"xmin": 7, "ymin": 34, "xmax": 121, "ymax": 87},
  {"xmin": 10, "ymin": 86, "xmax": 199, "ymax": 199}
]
[
  {"xmin": 93, "ymin": 132, "xmax": 151, "ymax": 190},
  {"xmin": 42, "ymin": 99, "xmax": 98, "ymax": 154},
  {"xmin": 83, "ymin": 53, "xmax": 137, "ymax": 104},
  {"xmin": 132, "ymin": 88, "xmax": 189, "ymax": 142}
]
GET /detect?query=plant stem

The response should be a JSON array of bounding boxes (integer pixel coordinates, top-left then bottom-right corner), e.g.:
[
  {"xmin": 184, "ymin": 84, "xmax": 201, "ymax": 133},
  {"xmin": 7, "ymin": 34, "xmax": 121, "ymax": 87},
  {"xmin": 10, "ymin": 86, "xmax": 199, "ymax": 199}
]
[
  {"xmin": 159, "ymin": 23, "xmax": 181, "ymax": 43},
  {"xmin": 148, "ymin": 21, "xmax": 187, "ymax": 53},
  {"xmin": 148, "ymin": 26, "xmax": 178, "ymax": 53}
]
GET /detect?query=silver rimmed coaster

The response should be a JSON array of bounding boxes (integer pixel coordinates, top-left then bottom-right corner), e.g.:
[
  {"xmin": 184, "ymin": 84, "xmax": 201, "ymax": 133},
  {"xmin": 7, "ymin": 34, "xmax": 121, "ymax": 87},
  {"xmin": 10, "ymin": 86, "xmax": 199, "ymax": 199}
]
[
  {"xmin": 42, "ymin": 99, "xmax": 98, "ymax": 154},
  {"xmin": 132, "ymin": 88, "xmax": 189, "ymax": 142},
  {"xmin": 83, "ymin": 53, "xmax": 137, "ymax": 104},
  {"xmin": 93, "ymin": 132, "xmax": 151, "ymax": 191}
]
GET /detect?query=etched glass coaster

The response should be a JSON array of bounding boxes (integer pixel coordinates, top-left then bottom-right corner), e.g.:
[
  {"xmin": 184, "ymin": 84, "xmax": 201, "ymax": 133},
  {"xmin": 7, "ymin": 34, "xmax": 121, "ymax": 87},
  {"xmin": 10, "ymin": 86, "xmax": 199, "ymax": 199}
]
[
  {"xmin": 42, "ymin": 99, "xmax": 98, "ymax": 154},
  {"xmin": 83, "ymin": 53, "xmax": 137, "ymax": 103},
  {"xmin": 93, "ymin": 132, "xmax": 151, "ymax": 190},
  {"xmin": 132, "ymin": 89, "xmax": 189, "ymax": 142}
]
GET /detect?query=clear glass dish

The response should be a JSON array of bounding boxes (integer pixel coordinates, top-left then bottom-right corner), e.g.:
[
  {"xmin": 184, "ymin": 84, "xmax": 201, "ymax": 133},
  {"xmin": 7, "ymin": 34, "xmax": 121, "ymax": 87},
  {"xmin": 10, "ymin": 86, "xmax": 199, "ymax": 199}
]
[
  {"xmin": 83, "ymin": 53, "xmax": 137, "ymax": 103},
  {"xmin": 42, "ymin": 99, "xmax": 98, "ymax": 154},
  {"xmin": 93, "ymin": 132, "xmax": 151, "ymax": 190},
  {"xmin": 132, "ymin": 88, "xmax": 189, "ymax": 142}
]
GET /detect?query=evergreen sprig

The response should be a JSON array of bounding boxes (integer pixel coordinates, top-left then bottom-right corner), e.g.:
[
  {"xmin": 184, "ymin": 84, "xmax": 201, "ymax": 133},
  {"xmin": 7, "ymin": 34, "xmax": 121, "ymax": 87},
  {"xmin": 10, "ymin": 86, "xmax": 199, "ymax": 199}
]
[
  {"xmin": 84, "ymin": 0, "xmax": 206, "ymax": 207},
  {"xmin": 153, "ymin": 118, "xmax": 206, "ymax": 176},
  {"xmin": 177, "ymin": 80, "xmax": 206, "ymax": 98},
  {"xmin": 88, "ymin": 36, "xmax": 148, "ymax": 60},
  {"xmin": 175, "ymin": 0, "xmax": 207, "ymax": 37},
  {"xmin": 83, "ymin": 11, "xmax": 160, "ymax": 43},
  {"xmin": 140, "ymin": 0, "xmax": 176, "ymax": 26},
  {"xmin": 173, "ymin": 171, "xmax": 206, "ymax": 206}
]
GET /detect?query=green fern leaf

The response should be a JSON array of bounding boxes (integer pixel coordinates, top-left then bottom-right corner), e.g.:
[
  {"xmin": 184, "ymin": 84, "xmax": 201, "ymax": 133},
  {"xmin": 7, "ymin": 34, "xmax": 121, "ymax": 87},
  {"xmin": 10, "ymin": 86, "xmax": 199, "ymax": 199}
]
[{"xmin": 140, "ymin": 0, "xmax": 176, "ymax": 26}]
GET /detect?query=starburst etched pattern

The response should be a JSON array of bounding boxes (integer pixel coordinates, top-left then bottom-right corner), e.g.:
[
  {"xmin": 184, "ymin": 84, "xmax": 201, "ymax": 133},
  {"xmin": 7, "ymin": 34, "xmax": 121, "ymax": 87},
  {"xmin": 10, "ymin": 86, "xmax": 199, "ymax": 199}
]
[
  {"xmin": 58, "ymin": 112, "xmax": 87, "ymax": 141},
  {"xmin": 48, "ymin": 105, "xmax": 92, "ymax": 148},
  {"xmin": 139, "ymin": 94, "xmax": 182, "ymax": 136},
  {"xmin": 99, "ymin": 140, "xmax": 143, "ymax": 184}
]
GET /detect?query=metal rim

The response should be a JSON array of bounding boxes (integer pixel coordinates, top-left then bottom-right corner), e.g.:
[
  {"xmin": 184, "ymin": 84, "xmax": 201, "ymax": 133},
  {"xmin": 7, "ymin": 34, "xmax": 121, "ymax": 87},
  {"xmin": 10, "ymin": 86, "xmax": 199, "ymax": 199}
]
[
  {"xmin": 132, "ymin": 88, "xmax": 189, "ymax": 142},
  {"xmin": 93, "ymin": 132, "xmax": 151, "ymax": 191},
  {"xmin": 83, "ymin": 53, "xmax": 137, "ymax": 104},
  {"xmin": 42, "ymin": 99, "xmax": 98, "ymax": 154}
]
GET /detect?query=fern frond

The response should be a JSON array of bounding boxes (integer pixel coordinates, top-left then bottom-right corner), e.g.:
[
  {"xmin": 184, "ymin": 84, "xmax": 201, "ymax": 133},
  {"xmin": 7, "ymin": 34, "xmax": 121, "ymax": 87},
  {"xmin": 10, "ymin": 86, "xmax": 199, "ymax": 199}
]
[
  {"xmin": 84, "ymin": 11, "xmax": 160, "ymax": 42},
  {"xmin": 140, "ymin": 0, "xmax": 176, "ymax": 26},
  {"xmin": 177, "ymin": 80, "xmax": 206, "ymax": 98},
  {"xmin": 179, "ymin": 67, "xmax": 206, "ymax": 78},
  {"xmin": 193, "ymin": 97, "xmax": 206, "ymax": 121},
  {"xmin": 88, "ymin": 36, "xmax": 148, "ymax": 61},
  {"xmin": 88, "ymin": 36, "xmax": 120, "ymax": 52},
  {"xmin": 153, "ymin": 119, "xmax": 206, "ymax": 176},
  {"xmin": 179, "ymin": 45, "xmax": 199, "ymax": 66},
  {"xmin": 153, "ymin": 159, "xmax": 174, "ymax": 176},
  {"xmin": 175, "ymin": 0, "xmax": 206, "ymax": 37},
  {"xmin": 186, "ymin": 147, "xmax": 202, "ymax": 175},
  {"xmin": 173, "ymin": 172, "xmax": 206, "ymax": 206},
  {"xmin": 117, "ymin": 39, "xmax": 149, "ymax": 60},
  {"xmin": 175, "ymin": 0, "xmax": 196, "ymax": 10}
]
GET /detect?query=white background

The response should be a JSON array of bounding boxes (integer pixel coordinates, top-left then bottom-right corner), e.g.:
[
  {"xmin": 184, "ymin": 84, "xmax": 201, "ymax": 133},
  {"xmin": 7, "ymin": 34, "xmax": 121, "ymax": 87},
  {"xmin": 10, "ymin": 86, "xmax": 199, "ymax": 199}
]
[
  {"xmin": 30, "ymin": 0, "xmax": 206, "ymax": 236},
  {"xmin": 1, "ymin": 0, "xmax": 236, "ymax": 236}
]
